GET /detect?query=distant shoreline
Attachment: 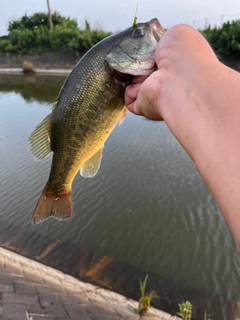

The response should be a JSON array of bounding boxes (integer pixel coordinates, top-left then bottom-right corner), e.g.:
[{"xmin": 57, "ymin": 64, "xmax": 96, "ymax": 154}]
[
  {"xmin": 0, "ymin": 68, "xmax": 71, "ymax": 76},
  {"xmin": 0, "ymin": 52, "xmax": 80, "ymax": 72},
  {"xmin": 0, "ymin": 53, "xmax": 239, "ymax": 77}
]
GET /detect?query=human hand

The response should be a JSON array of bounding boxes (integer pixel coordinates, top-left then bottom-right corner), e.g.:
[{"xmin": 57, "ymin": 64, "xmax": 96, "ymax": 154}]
[
  {"xmin": 125, "ymin": 24, "xmax": 220, "ymax": 132},
  {"xmin": 125, "ymin": 24, "xmax": 225, "ymax": 161},
  {"xmin": 125, "ymin": 25, "xmax": 240, "ymax": 246}
]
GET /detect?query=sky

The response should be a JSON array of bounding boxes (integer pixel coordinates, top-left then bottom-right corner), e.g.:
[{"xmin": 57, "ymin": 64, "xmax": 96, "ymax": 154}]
[{"xmin": 0, "ymin": 0, "xmax": 240, "ymax": 36}]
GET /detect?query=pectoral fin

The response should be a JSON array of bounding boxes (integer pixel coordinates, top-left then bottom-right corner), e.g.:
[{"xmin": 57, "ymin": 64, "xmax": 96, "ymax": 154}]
[
  {"xmin": 28, "ymin": 113, "xmax": 52, "ymax": 161},
  {"xmin": 119, "ymin": 106, "xmax": 127, "ymax": 125},
  {"xmin": 80, "ymin": 147, "xmax": 103, "ymax": 178}
]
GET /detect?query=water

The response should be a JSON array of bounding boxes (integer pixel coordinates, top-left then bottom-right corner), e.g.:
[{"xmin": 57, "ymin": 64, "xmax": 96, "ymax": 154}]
[{"xmin": 0, "ymin": 74, "xmax": 240, "ymax": 319}]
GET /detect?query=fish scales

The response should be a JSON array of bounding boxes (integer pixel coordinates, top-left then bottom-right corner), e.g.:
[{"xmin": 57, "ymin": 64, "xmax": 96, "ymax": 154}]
[
  {"xmin": 28, "ymin": 18, "xmax": 164, "ymax": 223},
  {"xmin": 49, "ymin": 64, "xmax": 125, "ymax": 192}
]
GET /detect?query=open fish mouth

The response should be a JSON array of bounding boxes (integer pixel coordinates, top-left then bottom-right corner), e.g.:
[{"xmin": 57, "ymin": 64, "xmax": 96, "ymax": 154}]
[
  {"xmin": 113, "ymin": 69, "xmax": 134, "ymax": 82},
  {"xmin": 150, "ymin": 18, "xmax": 165, "ymax": 41},
  {"xmin": 113, "ymin": 62, "xmax": 157, "ymax": 82}
]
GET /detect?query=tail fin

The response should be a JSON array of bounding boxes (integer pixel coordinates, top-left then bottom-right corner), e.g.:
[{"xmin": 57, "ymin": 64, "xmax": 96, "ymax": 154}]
[{"xmin": 31, "ymin": 187, "xmax": 72, "ymax": 224}]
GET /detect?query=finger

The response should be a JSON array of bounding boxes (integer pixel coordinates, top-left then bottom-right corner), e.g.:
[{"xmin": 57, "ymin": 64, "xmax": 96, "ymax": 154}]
[
  {"xmin": 124, "ymin": 82, "xmax": 141, "ymax": 112},
  {"xmin": 131, "ymin": 75, "xmax": 149, "ymax": 85}
]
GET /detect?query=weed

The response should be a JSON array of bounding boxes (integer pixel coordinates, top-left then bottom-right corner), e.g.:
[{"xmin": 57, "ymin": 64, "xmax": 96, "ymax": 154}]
[
  {"xmin": 177, "ymin": 300, "xmax": 192, "ymax": 320},
  {"xmin": 204, "ymin": 309, "xmax": 212, "ymax": 320},
  {"xmin": 22, "ymin": 61, "xmax": 35, "ymax": 74},
  {"xmin": 138, "ymin": 274, "xmax": 157, "ymax": 316}
]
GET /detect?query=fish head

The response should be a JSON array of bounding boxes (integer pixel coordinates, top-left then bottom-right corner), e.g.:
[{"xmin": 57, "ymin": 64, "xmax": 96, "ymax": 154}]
[{"xmin": 106, "ymin": 18, "xmax": 164, "ymax": 77}]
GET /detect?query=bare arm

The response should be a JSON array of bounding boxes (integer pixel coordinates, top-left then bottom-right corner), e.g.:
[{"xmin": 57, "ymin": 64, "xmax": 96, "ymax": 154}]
[{"xmin": 125, "ymin": 25, "xmax": 240, "ymax": 246}]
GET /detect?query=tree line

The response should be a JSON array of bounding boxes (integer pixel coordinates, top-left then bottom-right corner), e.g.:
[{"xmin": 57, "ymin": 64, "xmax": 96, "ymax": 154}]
[
  {"xmin": 0, "ymin": 12, "xmax": 111, "ymax": 55},
  {"xmin": 202, "ymin": 19, "xmax": 240, "ymax": 57},
  {"xmin": 1, "ymin": 12, "xmax": 240, "ymax": 57}
]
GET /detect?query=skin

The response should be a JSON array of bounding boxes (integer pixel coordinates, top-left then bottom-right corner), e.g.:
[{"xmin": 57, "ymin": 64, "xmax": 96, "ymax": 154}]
[{"xmin": 125, "ymin": 25, "xmax": 240, "ymax": 246}]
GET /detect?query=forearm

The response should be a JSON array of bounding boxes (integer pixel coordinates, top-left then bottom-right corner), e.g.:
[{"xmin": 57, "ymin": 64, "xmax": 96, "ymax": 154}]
[
  {"xmin": 192, "ymin": 64, "xmax": 240, "ymax": 245},
  {"xmin": 161, "ymin": 61, "xmax": 240, "ymax": 245},
  {"xmin": 125, "ymin": 25, "xmax": 240, "ymax": 244}
]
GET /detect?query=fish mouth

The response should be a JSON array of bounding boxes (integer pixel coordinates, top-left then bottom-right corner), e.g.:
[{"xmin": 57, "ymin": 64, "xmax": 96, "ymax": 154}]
[
  {"xmin": 113, "ymin": 69, "xmax": 134, "ymax": 82},
  {"xmin": 113, "ymin": 63, "xmax": 157, "ymax": 82},
  {"xmin": 111, "ymin": 19, "xmax": 164, "ymax": 82},
  {"xmin": 150, "ymin": 18, "xmax": 165, "ymax": 41}
]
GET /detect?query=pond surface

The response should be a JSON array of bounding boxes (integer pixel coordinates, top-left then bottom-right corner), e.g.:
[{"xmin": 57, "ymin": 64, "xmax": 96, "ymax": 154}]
[{"xmin": 0, "ymin": 74, "xmax": 239, "ymax": 320}]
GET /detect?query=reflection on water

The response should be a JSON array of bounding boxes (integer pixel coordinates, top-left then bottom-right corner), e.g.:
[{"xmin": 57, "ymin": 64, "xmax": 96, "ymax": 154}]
[
  {"xmin": 0, "ymin": 74, "xmax": 240, "ymax": 320},
  {"xmin": 0, "ymin": 74, "xmax": 64, "ymax": 103}
]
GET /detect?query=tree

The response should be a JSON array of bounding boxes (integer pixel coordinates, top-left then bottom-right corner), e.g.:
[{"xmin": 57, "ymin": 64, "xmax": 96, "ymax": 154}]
[
  {"xmin": 1, "ymin": 12, "xmax": 111, "ymax": 55},
  {"xmin": 202, "ymin": 19, "xmax": 240, "ymax": 57},
  {"xmin": 8, "ymin": 12, "xmax": 78, "ymax": 32},
  {"xmin": 46, "ymin": 0, "xmax": 53, "ymax": 30}
]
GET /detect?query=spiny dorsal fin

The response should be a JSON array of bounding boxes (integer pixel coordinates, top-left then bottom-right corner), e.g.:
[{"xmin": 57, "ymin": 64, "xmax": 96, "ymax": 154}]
[
  {"xmin": 28, "ymin": 113, "xmax": 52, "ymax": 161},
  {"xmin": 80, "ymin": 147, "xmax": 104, "ymax": 178}
]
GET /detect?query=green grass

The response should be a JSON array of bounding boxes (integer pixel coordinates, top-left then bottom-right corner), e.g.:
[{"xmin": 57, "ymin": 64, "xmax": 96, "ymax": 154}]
[
  {"xmin": 177, "ymin": 301, "xmax": 192, "ymax": 320},
  {"xmin": 138, "ymin": 274, "xmax": 157, "ymax": 316}
]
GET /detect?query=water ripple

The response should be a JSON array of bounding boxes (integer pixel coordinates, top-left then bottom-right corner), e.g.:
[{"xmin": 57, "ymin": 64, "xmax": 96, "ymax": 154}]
[{"xmin": 1, "ymin": 85, "xmax": 240, "ymax": 320}]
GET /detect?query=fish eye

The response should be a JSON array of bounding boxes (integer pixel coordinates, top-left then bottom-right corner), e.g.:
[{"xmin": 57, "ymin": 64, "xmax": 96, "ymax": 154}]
[{"xmin": 132, "ymin": 28, "xmax": 145, "ymax": 38}]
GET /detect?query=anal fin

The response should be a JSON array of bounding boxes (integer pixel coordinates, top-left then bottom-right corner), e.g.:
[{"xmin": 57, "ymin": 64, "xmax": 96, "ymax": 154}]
[{"xmin": 80, "ymin": 147, "xmax": 103, "ymax": 178}]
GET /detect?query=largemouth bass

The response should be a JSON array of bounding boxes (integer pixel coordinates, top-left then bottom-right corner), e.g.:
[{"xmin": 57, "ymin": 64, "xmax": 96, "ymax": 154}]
[{"xmin": 28, "ymin": 18, "xmax": 164, "ymax": 224}]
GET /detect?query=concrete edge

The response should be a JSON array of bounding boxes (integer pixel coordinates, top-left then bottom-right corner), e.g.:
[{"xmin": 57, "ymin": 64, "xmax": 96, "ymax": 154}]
[
  {"xmin": 0, "ymin": 68, "xmax": 71, "ymax": 76},
  {"xmin": 0, "ymin": 247, "xmax": 178, "ymax": 320}
]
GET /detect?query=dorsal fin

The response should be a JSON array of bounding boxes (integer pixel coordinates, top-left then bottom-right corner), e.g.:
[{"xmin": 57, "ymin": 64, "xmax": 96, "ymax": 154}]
[
  {"xmin": 28, "ymin": 113, "xmax": 52, "ymax": 161},
  {"xmin": 80, "ymin": 147, "xmax": 104, "ymax": 178}
]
